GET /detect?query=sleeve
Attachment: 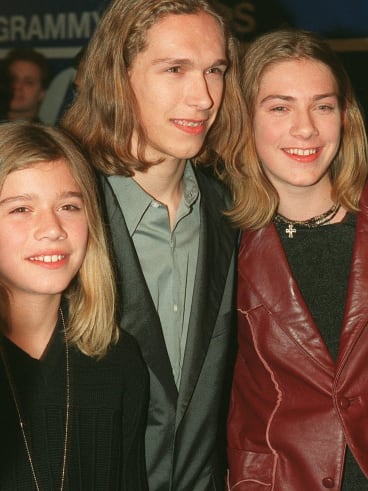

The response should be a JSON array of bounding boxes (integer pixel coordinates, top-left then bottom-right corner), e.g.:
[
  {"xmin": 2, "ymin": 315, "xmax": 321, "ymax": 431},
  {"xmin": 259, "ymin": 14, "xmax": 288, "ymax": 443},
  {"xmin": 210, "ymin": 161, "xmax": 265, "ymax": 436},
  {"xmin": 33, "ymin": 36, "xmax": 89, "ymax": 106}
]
[{"xmin": 119, "ymin": 330, "xmax": 149, "ymax": 491}]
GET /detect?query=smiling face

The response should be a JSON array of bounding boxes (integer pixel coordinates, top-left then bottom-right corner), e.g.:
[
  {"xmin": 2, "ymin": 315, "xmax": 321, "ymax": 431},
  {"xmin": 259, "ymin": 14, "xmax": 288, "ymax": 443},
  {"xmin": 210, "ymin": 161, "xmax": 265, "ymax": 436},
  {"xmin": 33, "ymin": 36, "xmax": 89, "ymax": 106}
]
[
  {"xmin": 129, "ymin": 11, "xmax": 227, "ymax": 166},
  {"xmin": 0, "ymin": 159, "xmax": 89, "ymax": 304},
  {"xmin": 253, "ymin": 58, "xmax": 343, "ymax": 195}
]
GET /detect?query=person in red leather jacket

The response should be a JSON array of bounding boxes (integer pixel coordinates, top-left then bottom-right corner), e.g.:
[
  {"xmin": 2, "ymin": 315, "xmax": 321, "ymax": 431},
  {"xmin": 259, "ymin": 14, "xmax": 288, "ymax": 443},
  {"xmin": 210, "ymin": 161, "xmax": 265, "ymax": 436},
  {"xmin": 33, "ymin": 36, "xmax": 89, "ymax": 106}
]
[{"xmin": 223, "ymin": 29, "xmax": 368, "ymax": 490}]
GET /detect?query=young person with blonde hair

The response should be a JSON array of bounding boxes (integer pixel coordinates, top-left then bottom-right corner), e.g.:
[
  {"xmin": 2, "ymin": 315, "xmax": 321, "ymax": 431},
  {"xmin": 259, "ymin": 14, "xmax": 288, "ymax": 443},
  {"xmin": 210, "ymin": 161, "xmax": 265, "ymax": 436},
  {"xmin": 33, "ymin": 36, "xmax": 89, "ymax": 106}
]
[
  {"xmin": 63, "ymin": 0, "xmax": 243, "ymax": 489},
  {"xmin": 0, "ymin": 121, "xmax": 148, "ymax": 490},
  {"xmin": 224, "ymin": 28, "xmax": 368, "ymax": 490},
  {"xmin": 227, "ymin": 30, "xmax": 368, "ymax": 491}
]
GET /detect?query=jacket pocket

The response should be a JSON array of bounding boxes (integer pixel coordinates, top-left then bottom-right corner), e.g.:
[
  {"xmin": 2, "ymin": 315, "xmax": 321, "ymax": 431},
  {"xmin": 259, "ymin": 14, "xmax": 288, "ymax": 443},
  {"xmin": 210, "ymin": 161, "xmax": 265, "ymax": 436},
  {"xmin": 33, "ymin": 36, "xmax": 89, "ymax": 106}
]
[{"xmin": 227, "ymin": 447, "xmax": 274, "ymax": 490}]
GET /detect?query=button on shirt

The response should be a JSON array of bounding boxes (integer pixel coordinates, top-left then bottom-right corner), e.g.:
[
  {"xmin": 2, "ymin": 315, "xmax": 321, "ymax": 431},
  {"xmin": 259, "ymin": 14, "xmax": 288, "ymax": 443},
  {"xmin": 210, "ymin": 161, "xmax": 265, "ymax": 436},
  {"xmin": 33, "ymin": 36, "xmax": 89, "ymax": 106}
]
[{"xmin": 108, "ymin": 161, "xmax": 200, "ymax": 387}]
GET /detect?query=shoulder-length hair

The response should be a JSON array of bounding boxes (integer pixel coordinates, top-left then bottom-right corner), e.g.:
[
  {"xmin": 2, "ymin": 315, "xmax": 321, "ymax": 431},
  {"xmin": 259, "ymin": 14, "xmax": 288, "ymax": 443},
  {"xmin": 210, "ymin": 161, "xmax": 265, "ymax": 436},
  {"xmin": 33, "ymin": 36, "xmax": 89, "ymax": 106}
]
[
  {"xmin": 0, "ymin": 122, "xmax": 118, "ymax": 358},
  {"xmin": 224, "ymin": 28, "xmax": 368, "ymax": 230},
  {"xmin": 62, "ymin": 0, "xmax": 244, "ymax": 176}
]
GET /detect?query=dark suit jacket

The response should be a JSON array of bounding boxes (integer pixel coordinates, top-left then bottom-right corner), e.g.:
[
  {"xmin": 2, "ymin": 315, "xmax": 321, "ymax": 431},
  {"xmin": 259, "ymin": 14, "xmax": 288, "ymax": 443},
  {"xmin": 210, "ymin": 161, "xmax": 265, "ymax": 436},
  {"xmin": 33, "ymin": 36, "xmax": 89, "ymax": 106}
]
[{"xmin": 99, "ymin": 165, "xmax": 237, "ymax": 491}]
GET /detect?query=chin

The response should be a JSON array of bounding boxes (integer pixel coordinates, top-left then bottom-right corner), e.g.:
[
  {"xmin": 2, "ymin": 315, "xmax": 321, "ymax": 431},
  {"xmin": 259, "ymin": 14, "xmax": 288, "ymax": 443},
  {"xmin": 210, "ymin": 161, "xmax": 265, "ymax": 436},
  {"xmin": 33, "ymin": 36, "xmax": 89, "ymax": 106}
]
[{"xmin": 177, "ymin": 146, "xmax": 205, "ymax": 161}]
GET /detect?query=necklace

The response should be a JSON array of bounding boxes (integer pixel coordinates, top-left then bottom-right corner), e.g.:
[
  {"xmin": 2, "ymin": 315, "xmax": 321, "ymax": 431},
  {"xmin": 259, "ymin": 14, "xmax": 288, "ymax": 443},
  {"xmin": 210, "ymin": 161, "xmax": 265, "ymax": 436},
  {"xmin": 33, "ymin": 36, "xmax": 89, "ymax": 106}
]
[
  {"xmin": 0, "ymin": 308, "xmax": 70, "ymax": 491},
  {"xmin": 274, "ymin": 203, "xmax": 341, "ymax": 238}
]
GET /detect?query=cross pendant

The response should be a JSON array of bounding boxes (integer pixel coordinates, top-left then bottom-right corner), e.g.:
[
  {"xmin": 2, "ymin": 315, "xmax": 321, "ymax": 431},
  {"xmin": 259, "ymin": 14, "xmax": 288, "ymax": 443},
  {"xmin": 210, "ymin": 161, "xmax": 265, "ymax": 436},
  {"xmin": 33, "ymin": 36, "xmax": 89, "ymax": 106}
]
[{"xmin": 285, "ymin": 223, "xmax": 296, "ymax": 238}]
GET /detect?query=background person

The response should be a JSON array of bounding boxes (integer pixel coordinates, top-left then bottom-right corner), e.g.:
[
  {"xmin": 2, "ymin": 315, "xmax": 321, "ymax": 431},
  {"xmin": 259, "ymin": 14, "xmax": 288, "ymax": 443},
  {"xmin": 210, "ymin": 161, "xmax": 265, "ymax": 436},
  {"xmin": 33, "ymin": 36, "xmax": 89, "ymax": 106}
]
[
  {"xmin": 62, "ymin": 0, "xmax": 243, "ymax": 489},
  {"xmin": 3, "ymin": 48, "xmax": 52, "ymax": 122},
  {"xmin": 224, "ymin": 28, "xmax": 368, "ymax": 490},
  {"xmin": 0, "ymin": 121, "xmax": 148, "ymax": 490}
]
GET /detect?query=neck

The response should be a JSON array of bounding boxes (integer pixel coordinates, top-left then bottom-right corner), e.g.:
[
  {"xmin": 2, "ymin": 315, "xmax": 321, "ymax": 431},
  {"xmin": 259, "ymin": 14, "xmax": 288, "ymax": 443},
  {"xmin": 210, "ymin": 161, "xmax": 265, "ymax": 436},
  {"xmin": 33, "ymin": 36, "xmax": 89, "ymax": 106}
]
[
  {"xmin": 133, "ymin": 158, "xmax": 186, "ymax": 229},
  {"xmin": 7, "ymin": 109, "xmax": 38, "ymax": 122},
  {"xmin": 277, "ymin": 179, "xmax": 335, "ymax": 221},
  {"xmin": 4, "ymin": 294, "xmax": 61, "ymax": 359}
]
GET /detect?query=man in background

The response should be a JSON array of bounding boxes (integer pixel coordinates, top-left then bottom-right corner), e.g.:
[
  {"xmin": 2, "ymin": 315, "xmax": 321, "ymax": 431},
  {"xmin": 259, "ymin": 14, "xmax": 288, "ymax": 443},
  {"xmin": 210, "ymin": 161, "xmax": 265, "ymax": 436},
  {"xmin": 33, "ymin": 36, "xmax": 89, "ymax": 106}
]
[{"xmin": 3, "ymin": 47, "xmax": 51, "ymax": 122}]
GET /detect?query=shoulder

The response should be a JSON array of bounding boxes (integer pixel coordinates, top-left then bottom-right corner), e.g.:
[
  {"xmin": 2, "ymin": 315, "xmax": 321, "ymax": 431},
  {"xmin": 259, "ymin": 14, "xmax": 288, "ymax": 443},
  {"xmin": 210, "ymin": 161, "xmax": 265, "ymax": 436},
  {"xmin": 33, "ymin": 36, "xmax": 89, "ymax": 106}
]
[
  {"xmin": 72, "ymin": 329, "xmax": 145, "ymax": 375},
  {"xmin": 113, "ymin": 330, "xmax": 149, "ymax": 396},
  {"xmin": 113, "ymin": 330, "xmax": 147, "ymax": 376},
  {"xmin": 95, "ymin": 173, "xmax": 121, "ymax": 222},
  {"xmin": 111, "ymin": 329, "xmax": 144, "ymax": 362},
  {"xmin": 194, "ymin": 164, "xmax": 232, "ymax": 209},
  {"xmin": 359, "ymin": 183, "xmax": 368, "ymax": 207},
  {"xmin": 96, "ymin": 172, "xmax": 110, "ymax": 194},
  {"xmin": 77, "ymin": 329, "xmax": 148, "ymax": 396}
]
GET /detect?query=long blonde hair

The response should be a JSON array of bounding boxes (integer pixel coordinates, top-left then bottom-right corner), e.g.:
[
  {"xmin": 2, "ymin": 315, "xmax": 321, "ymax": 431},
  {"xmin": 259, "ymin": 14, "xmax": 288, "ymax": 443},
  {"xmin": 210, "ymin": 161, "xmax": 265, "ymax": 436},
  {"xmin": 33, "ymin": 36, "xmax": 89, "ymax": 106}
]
[
  {"xmin": 62, "ymin": 0, "xmax": 244, "ymax": 176},
  {"xmin": 223, "ymin": 28, "xmax": 368, "ymax": 230},
  {"xmin": 0, "ymin": 122, "xmax": 118, "ymax": 358}
]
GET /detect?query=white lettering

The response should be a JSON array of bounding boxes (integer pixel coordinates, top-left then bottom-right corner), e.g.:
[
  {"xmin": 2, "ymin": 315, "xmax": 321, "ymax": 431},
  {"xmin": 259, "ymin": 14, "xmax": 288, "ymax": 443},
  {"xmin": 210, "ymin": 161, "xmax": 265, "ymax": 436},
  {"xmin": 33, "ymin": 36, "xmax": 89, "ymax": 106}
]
[
  {"xmin": 0, "ymin": 12, "xmax": 100, "ymax": 44},
  {"xmin": 44, "ymin": 14, "xmax": 67, "ymax": 39},
  {"xmin": 27, "ymin": 15, "xmax": 44, "ymax": 40},
  {"xmin": 68, "ymin": 12, "xmax": 94, "ymax": 38},
  {"xmin": 10, "ymin": 16, "xmax": 26, "ymax": 41}
]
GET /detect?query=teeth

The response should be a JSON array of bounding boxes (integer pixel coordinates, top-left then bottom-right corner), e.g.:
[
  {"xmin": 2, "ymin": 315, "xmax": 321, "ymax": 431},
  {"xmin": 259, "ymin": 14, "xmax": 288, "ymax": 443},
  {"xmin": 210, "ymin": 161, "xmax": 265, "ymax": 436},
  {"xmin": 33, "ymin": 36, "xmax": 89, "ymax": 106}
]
[
  {"xmin": 174, "ymin": 120, "xmax": 203, "ymax": 127},
  {"xmin": 29, "ymin": 255, "xmax": 65, "ymax": 263},
  {"xmin": 285, "ymin": 148, "xmax": 317, "ymax": 156}
]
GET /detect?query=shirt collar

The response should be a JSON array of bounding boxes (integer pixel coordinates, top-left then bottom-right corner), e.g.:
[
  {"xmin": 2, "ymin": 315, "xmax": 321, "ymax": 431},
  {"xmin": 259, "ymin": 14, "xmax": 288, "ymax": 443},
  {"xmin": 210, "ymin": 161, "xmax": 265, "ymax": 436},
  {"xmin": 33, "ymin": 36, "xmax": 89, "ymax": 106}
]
[
  {"xmin": 108, "ymin": 160, "xmax": 199, "ymax": 237},
  {"xmin": 182, "ymin": 160, "xmax": 199, "ymax": 207}
]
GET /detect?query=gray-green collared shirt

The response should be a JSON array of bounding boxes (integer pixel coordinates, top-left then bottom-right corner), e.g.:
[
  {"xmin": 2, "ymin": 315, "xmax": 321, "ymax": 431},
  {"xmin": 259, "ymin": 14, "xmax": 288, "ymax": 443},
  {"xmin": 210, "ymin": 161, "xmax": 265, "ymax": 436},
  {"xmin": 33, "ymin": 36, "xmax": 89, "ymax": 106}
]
[{"xmin": 108, "ymin": 161, "xmax": 200, "ymax": 387}]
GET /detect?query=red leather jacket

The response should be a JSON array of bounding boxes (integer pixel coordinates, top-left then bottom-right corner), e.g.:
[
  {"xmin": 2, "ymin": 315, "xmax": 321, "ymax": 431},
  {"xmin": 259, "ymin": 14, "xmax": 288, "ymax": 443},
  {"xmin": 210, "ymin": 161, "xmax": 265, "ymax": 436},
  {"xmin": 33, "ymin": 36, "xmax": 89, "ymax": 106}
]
[{"xmin": 227, "ymin": 187, "xmax": 368, "ymax": 490}]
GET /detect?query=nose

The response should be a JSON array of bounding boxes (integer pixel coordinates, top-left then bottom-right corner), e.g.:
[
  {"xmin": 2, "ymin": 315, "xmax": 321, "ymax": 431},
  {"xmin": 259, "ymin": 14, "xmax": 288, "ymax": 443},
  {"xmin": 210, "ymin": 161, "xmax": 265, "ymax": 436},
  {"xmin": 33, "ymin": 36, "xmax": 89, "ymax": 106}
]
[
  {"xmin": 186, "ymin": 73, "xmax": 214, "ymax": 110},
  {"xmin": 34, "ymin": 210, "xmax": 67, "ymax": 241},
  {"xmin": 290, "ymin": 109, "xmax": 318, "ymax": 139}
]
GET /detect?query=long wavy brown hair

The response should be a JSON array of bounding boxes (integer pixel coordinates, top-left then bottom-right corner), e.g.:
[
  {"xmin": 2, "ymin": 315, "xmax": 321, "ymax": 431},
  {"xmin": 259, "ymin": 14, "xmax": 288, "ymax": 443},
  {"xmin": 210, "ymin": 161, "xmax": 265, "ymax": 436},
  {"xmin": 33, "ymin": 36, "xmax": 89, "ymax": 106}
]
[{"xmin": 62, "ymin": 0, "xmax": 245, "ymax": 177}]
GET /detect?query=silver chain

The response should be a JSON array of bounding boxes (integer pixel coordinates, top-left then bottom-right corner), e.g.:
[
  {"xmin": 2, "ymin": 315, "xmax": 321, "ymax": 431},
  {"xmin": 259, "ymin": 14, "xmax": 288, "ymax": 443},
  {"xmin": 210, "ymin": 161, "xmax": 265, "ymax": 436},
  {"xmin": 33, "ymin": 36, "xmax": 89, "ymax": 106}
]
[{"xmin": 1, "ymin": 307, "xmax": 70, "ymax": 490}]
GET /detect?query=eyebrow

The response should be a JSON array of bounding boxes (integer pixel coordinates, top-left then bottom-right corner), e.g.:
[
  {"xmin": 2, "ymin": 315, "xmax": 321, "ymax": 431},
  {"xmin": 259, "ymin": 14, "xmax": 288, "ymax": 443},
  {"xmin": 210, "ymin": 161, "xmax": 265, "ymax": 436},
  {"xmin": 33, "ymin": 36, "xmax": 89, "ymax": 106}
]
[
  {"xmin": 0, "ymin": 191, "xmax": 83, "ymax": 207},
  {"xmin": 152, "ymin": 57, "xmax": 228, "ymax": 67},
  {"xmin": 260, "ymin": 92, "xmax": 338, "ymax": 104}
]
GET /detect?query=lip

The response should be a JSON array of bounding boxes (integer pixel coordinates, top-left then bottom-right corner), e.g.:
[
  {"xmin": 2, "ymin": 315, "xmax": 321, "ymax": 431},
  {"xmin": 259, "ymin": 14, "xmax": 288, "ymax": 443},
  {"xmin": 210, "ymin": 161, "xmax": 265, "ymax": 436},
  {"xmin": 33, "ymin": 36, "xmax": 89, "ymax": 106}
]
[
  {"xmin": 27, "ymin": 252, "xmax": 69, "ymax": 269},
  {"xmin": 282, "ymin": 146, "xmax": 322, "ymax": 162},
  {"xmin": 171, "ymin": 118, "xmax": 207, "ymax": 135}
]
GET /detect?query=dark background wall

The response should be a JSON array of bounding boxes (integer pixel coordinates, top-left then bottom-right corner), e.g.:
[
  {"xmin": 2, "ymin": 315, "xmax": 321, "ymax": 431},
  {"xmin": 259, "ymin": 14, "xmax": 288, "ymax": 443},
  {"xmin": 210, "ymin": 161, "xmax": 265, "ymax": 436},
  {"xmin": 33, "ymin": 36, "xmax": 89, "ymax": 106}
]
[
  {"xmin": 215, "ymin": 0, "xmax": 368, "ymax": 118},
  {"xmin": 1, "ymin": 0, "xmax": 367, "ymax": 123}
]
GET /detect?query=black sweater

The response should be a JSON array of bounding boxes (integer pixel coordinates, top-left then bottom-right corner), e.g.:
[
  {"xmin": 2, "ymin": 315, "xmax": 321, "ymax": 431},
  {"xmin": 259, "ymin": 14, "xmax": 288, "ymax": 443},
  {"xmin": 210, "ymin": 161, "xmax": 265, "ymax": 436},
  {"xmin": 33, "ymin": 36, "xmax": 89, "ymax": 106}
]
[{"xmin": 0, "ymin": 317, "xmax": 148, "ymax": 490}]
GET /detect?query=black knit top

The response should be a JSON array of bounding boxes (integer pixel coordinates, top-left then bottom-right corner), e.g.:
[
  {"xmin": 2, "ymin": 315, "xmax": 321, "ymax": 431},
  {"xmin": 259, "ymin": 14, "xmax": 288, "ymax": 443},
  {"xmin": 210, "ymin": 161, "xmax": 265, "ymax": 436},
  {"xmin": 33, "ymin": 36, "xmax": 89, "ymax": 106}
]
[
  {"xmin": 275, "ymin": 212, "xmax": 367, "ymax": 490},
  {"xmin": 0, "ymin": 312, "xmax": 148, "ymax": 491}
]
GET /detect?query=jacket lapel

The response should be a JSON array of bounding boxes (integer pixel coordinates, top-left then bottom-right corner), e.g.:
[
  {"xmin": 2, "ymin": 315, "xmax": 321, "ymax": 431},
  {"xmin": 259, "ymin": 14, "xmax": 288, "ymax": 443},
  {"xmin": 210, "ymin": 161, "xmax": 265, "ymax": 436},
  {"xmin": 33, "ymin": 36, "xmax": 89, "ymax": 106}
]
[
  {"xmin": 176, "ymin": 170, "xmax": 236, "ymax": 425},
  {"xmin": 338, "ymin": 188, "xmax": 368, "ymax": 362},
  {"xmin": 241, "ymin": 224, "xmax": 335, "ymax": 375},
  {"xmin": 100, "ymin": 176, "xmax": 178, "ymax": 406}
]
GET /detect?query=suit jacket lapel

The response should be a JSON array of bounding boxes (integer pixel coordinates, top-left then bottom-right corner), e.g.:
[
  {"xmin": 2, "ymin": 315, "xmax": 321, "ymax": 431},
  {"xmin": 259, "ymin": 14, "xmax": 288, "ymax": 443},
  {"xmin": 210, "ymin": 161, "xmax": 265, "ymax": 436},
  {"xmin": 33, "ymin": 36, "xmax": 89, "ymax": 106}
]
[
  {"xmin": 176, "ymin": 171, "xmax": 236, "ymax": 425},
  {"xmin": 100, "ymin": 176, "xmax": 178, "ymax": 405}
]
